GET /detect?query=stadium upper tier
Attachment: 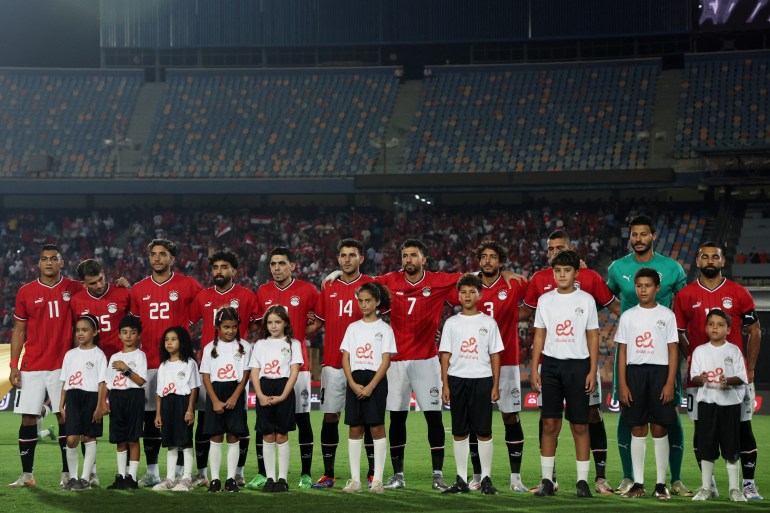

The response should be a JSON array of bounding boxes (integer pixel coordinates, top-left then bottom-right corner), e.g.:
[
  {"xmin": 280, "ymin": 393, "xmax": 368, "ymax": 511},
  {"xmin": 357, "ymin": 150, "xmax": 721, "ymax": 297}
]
[
  {"xmin": 675, "ymin": 52, "xmax": 770, "ymax": 158},
  {"xmin": 404, "ymin": 61, "xmax": 659, "ymax": 173},
  {"xmin": 142, "ymin": 68, "xmax": 398, "ymax": 178},
  {"xmin": 0, "ymin": 69, "xmax": 142, "ymax": 177}
]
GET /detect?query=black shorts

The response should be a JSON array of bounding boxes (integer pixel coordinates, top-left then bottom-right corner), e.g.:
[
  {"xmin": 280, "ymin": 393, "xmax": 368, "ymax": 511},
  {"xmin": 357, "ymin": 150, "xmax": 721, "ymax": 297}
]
[
  {"xmin": 108, "ymin": 388, "xmax": 145, "ymax": 443},
  {"xmin": 256, "ymin": 378, "xmax": 296, "ymax": 435},
  {"xmin": 160, "ymin": 394, "xmax": 193, "ymax": 448},
  {"xmin": 448, "ymin": 375, "xmax": 494, "ymax": 437},
  {"xmin": 65, "ymin": 389, "xmax": 103, "ymax": 438},
  {"xmin": 203, "ymin": 381, "xmax": 249, "ymax": 437},
  {"xmin": 541, "ymin": 356, "xmax": 590, "ymax": 424},
  {"xmin": 621, "ymin": 364, "xmax": 677, "ymax": 427},
  {"xmin": 697, "ymin": 402, "xmax": 741, "ymax": 461},
  {"xmin": 345, "ymin": 370, "xmax": 388, "ymax": 426}
]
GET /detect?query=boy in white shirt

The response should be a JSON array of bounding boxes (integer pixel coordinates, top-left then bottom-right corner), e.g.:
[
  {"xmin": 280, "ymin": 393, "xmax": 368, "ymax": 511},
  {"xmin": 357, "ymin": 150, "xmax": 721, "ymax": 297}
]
[
  {"xmin": 529, "ymin": 250, "xmax": 599, "ymax": 498},
  {"xmin": 439, "ymin": 273, "xmax": 503, "ymax": 496},
  {"xmin": 616, "ymin": 268, "xmax": 679, "ymax": 500},
  {"xmin": 690, "ymin": 309, "xmax": 748, "ymax": 502}
]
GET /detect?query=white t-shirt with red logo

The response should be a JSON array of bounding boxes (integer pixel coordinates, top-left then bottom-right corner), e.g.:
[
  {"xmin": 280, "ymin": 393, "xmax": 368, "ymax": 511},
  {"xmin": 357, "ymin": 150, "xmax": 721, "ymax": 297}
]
[
  {"xmin": 690, "ymin": 341, "xmax": 748, "ymax": 406},
  {"xmin": 615, "ymin": 304, "xmax": 678, "ymax": 366},
  {"xmin": 106, "ymin": 349, "xmax": 148, "ymax": 390},
  {"xmin": 200, "ymin": 339, "xmax": 252, "ymax": 383},
  {"xmin": 156, "ymin": 359, "xmax": 201, "ymax": 397},
  {"xmin": 60, "ymin": 346, "xmax": 108, "ymax": 392},
  {"xmin": 340, "ymin": 318, "xmax": 397, "ymax": 372},
  {"xmin": 438, "ymin": 312, "xmax": 504, "ymax": 379},
  {"xmin": 249, "ymin": 337, "xmax": 304, "ymax": 379},
  {"xmin": 534, "ymin": 289, "xmax": 599, "ymax": 360}
]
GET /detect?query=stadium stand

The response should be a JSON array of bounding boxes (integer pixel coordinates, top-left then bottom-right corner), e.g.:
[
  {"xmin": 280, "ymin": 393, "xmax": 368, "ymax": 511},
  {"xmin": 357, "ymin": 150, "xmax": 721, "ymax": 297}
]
[
  {"xmin": 733, "ymin": 203, "xmax": 770, "ymax": 278},
  {"xmin": 142, "ymin": 68, "xmax": 398, "ymax": 178},
  {"xmin": 675, "ymin": 51, "xmax": 770, "ymax": 159},
  {"xmin": 403, "ymin": 60, "xmax": 660, "ymax": 173},
  {"xmin": 0, "ymin": 69, "xmax": 143, "ymax": 177}
]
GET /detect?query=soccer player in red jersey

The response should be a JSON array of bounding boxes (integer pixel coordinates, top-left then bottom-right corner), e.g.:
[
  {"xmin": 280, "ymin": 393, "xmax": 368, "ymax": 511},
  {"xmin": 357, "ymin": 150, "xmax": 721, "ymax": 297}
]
[
  {"xmin": 71, "ymin": 259, "xmax": 130, "ymax": 361},
  {"xmin": 311, "ymin": 239, "xmax": 376, "ymax": 489},
  {"xmin": 673, "ymin": 242, "xmax": 763, "ymax": 500},
  {"xmin": 129, "ymin": 239, "xmax": 202, "ymax": 487},
  {"xmin": 466, "ymin": 241, "xmax": 530, "ymax": 492},
  {"xmin": 521, "ymin": 230, "xmax": 619, "ymax": 495},
  {"xmin": 188, "ymin": 251, "xmax": 259, "ymax": 488},
  {"xmin": 253, "ymin": 247, "xmax": 320, "ymax": 489},
  {"xmin": 9, "ymin": 244, "xmax": 83, "ymax": 488}
]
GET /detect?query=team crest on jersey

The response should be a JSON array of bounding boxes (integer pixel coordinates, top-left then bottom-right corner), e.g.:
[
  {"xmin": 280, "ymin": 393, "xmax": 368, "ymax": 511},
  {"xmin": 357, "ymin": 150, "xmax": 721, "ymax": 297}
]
[
  {"xmin": 107, "ymin": 303, "xmax": 118, "ymax": 314},
  {"xmin": 230, "ymin": 299, "xmax": 240, "ymax": 308},
  {"xmin": 290, "ymin": 295, "xmax": 300, "ymax": 307},
  {"xmin": 169, "ymin": 291, "xmax": 179, "ymax": 301},
  {"xmin": 479, "ymin": 327, "xmax": 488, "ymax": 336},
  {"xmin": 177, "ymin": 370, "xmax": 187, "ymax": 380},
  {"xmin": 62, "ymin": 292, "xmax": 71, "ymax": 302},
  {"xmin": 512, "ymin": 388, "xmax": 520, "ymax": 398},
  {"xmin": 725, "ymin": 357, "xmax": 734, "ymax": 366},
  {"xmin": 656, "ymin": 319, "xmax": 666, "ymax": 329},
  {"xmin": 575, "ymin": 307, "xmax": 584, "ymax": 316},
  {"xmin": 498, "ymin": 290, "xmax": 508, "ymax": 300},
  {"xmin": 375, "ymin": 332, "xmax": 383, "ymax": 341},
  {"xmin": 430, "ymin": 386, "xmax": 439, "ymax": 398},
  {"xmin": 722, "ymin": 297, "xmax": 733, "ymax": 309},
  {"xmin": 301, "ymin": 390, "xmax": 309, "ymax": 399},
  {"xmin": 85, "ymin": 361, "xmax": 94, "ymax": 369},
  {"xmin": 422, "ymin": 287, "xmax": 431, "ymax": 297},
  {"xmin": 234, "ymin": 351, "xmax": 243, "ymax": 361},
  {"xmin": 129, "ymin": 361, "xmax": 137, "ymax": 369},
  {"xmin": 281, "ymin": 346, "xmax": 291, "ymax": 356}
]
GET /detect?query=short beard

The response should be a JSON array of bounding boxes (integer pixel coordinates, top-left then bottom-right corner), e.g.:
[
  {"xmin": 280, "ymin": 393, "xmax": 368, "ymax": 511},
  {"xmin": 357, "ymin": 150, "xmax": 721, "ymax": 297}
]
[{"xmin": 700, "ymin": 266, "xmax": 720, "ymax": 279}]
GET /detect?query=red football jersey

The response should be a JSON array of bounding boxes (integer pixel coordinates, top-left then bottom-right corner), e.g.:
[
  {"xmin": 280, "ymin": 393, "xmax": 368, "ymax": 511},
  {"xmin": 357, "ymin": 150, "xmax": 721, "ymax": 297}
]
[
  {"xmin": 479, "ymin": 275, "xmax": 528, "ymax": 366},
  {"xmin": 255, "ymin": 278, "xmax": 320, "ymax": 372},
  {"xmin": 71, "ymin": 284, "xmax": 131, "ymax": 361},
  {"xmin": 674, "ymin": 278, "xmax": 756, "ymax": 387},
  {"xmin": 14, "ymin": 277, "xmax": 83, "ymax": 371},
  {"xmin": 314, "ymin": 274, "xmax": 375, "ymax": 369},
  {"xmin": 376, "ymin": 271, "xmax": 461, "ymax": 362},
  {"xmin": 523, "ymin": 267, "xmax": 615, "ymax": 309},
  {"xmin": 129, "ymin": 272, "xmax": 202, "ymax": 368},
  {"xmin": 189, "ymin": 284, "xmax": 259, "ymax": 348}
]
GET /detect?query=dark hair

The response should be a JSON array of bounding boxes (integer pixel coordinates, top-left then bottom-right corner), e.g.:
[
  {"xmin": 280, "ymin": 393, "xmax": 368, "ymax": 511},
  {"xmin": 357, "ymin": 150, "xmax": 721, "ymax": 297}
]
[
  {"xmin": 259, "ymin": 305, "xmax": 294, "ymax": 346},
  {"xmin": 457, "ymin": 272, "xmax": 483, "ymax": 292},
  {"xmin": 634, "ymin": 267, "xmax": 660, "ymax": 286},
  {"xmin": 698, "ymin": 241, "xmax": 724, "ymax": 254},
  {"xmin": 550, "ymin": 249, "xmax": 580, "ymax": 269},
  {"xmin": 160, "ymin": 326, "xmax": 196, "ymax": 363},
  {"xmin": 337, "ymin": 238, "xmax": 364, "ymax": 255},
  {"xmin": 548, "ymin": 230, "xmax": 570, "ymax": 242},
  {"xmin": 119, "ymin": 315, "xmax": 142, "ymax": 334},
  {"xmin": 628, "ymin": 215, "xmax": 656, "ymax": 234},
  {"xmin": 270, "ymin": 246, "xmax": 295, "ymax": 263},
  {"xmin": 706, "ymin": 308, "xmax": 731, "ymax": 328},
  {"xmin": 212, "ymin": 306, "xmax": 245, "ymax": 359},
  {"xmin": 75, "ymin": 314, "xmax": 101, "ymax": 346},
  {"xmin": 476, "ymin": 240, "xmax": 507, "ymax": 262},
  {"xmin": 400, "ymin": 238, "xmax": 427, "ymax": 255},
  {"xmin": 208, "ymin": 251, "xmax": 239, "ymax": 269},
  {"xmin": 76, "ymin": 259, "xmax": 103, "ymax": 280},
  {"xmin": 148, "ymin": 238, "xmax": 177, "ymax": 257},
  {"xmin": 41, "ymin": 244, "xmax": 62, "ymax": 254},
  {"xmin": 356, "ymin": 282, "xmax": 391, "ymax": 313}
]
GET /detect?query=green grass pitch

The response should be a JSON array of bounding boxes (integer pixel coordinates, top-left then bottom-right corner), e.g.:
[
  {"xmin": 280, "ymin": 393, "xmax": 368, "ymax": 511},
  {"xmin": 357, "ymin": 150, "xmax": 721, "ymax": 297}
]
[{"xmin": 1, "ymin": 410, "xmax": 768, "ymax": 512}]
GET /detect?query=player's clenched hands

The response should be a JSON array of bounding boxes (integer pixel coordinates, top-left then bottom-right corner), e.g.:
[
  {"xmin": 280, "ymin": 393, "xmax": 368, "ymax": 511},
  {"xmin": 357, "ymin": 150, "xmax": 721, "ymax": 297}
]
[
  {"xmin": 659, "ymin": 380, "xmax": 674, "ymax": 404},
  {"xmin": 212, "ymin": 398, "xmax": 226, "ymax": 414},
  {"xmin": 224, "ymin": 394, "xmax": 238, "ymax": 410},
  {"xmin": 93, "ymin": 405, "xmax": 104, "ymax": 424},
  {"xmin": 584, "ymin": 372, "xmax": 596, "ymax": 395},
  {"xmin": 619, "ymin": 383, "xmax": 633, "ymax": 407}
]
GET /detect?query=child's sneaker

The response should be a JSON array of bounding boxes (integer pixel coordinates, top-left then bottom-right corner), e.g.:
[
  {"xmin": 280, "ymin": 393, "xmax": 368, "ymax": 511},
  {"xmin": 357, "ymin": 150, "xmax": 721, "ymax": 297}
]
[
  {"xmin": 172, "ymin": 478, "xmax": 192, "ymax": 491},
  {"xmin": 59, "ymin": 472, "xmax": 69, "ymax": 489},
  {"xmin": 369, "ymin": 479, "xmax": 384, "ymax": 494},
  {"xmin": 207, "ymin": 479, "xmax": 222, "ymax": 493},
  {"xmin": 273, "ymin": 478, "xmax": 289, "ymax": 492},
  {"xmin": 191, "ymin": 474, "xmax": 209, "ymax": 488},
  {"xmin": 576, "ymin": 480, "xmax": 593, "ymax": 498},
  {"xmin": 691, "ymin": 487, "xmax": 713, "ymax": 501},
  {"xmin": 106, "ymin": 474, "xmax": 125, "ymax": 490},
  {"xmin": 653, "ymin": 483, "xmax": 671, "ymax": 500},
  {"xmin": 121, "ymin": 475, "xmax": 139, "ymax": 490},
  {"xmin": 621, "ymin": 483, "xmax": 645, "ymax": 498},
  {"xmin": 468, "ymin": 476, "xmax": 482, "ymax": 491},
  {"xmin": 342, "ymin": 479, "xmax": 362, "ymax": 493},
  {"xmin": 262, "ymin": 478, "xmax": 275, "ymax": 493},
  {"xmin": 72, "ymin": 478, "xmax": 90, "ymax": 491},
  {"xmin": 224, "ymin": 478, "xmax": 240, "ymax": 493},
  {"xmin": 152, "ymin": 479, "xmax": 176, "ymax": 491},
  {"xmin": 441, "ymin": 475, "xmax": 471, "ymax": 494},
  {"xmin": 731, "ymin": 488, "xmax": 748, "ymax": 502},
  {"xmin": 89, "ymin": 473, "xmax": 100, "ymax": 488},
  {"xmin": 533, "ymin": 479, "xmax": 555, "ymax": 497},
  {"xmin": 480, "ymin": 476, "xmax": 498, "ymax": 495}
]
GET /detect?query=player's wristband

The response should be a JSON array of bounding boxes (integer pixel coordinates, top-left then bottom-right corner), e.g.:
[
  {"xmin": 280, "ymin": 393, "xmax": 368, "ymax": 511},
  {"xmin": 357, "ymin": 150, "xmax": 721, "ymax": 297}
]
[
  {"xmin": 10, "ymin": 358, "xmax": 19, "ymax": 369},
  {"xmin": 122, "ymin": 369, "xmax": 132, "ymax": 377}
]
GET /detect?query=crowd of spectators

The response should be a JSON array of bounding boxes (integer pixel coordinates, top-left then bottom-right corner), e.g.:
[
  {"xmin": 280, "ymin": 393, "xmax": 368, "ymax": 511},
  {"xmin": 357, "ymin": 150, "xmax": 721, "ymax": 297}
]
[{"xmin": 0, "ymin": 200, "xmax": 685, "ymax": 374}]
